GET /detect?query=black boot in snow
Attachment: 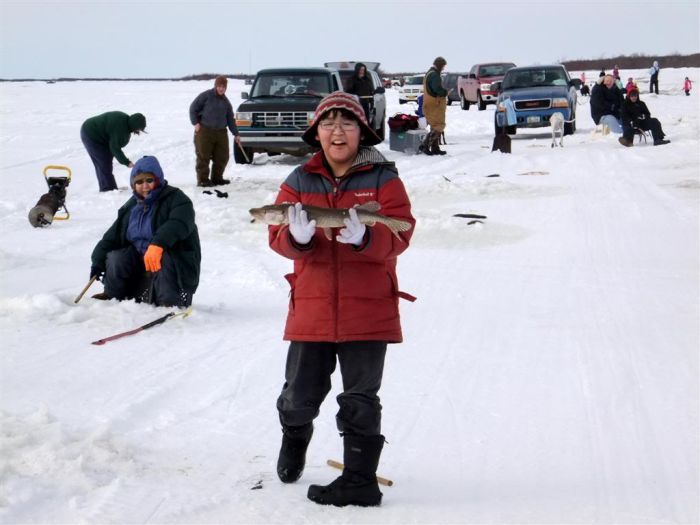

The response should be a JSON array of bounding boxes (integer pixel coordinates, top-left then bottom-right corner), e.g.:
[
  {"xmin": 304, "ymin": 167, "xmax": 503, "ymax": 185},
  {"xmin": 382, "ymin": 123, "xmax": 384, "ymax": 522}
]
[
  {"xmin": 307, "ymin": 434, "xmax": 384, "ymax": 507},
  {"xmin": 419, "ymin": 132, "xmax": 434, "ymax": 155},
  {"xmin": 431, "ymin": 133, "xmax": 447, "ymax": 155},
  {"xmin": 277, "ymin": 423, "xmax": 313, "ymax": 483}
]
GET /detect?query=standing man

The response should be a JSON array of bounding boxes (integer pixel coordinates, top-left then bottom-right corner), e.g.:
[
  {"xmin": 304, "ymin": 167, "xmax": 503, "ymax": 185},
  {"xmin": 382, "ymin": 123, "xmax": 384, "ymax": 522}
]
[
  {"xmin": 346, "ymin": 62, "xmax": 374, "ymax": 124},
  {"xmin": 421, "ymin": 57, "xmax": 450, "ymax": 156},
  {"xmin": 189, "ymin": 76, "xmax": 241, "ymax": 187},
  {"xmin": 649, "ymin": 61, "xmax": 660, "ymax": 95},
  {"xmin": 80, "ymin": 111, "xmax": 146, "ymax": 192}
]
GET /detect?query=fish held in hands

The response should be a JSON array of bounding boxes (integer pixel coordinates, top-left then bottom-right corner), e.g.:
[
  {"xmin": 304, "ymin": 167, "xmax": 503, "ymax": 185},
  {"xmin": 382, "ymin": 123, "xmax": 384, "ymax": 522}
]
[{"xmin": 249, "ymin": 201, "xmax": 412, "ymax": 239}]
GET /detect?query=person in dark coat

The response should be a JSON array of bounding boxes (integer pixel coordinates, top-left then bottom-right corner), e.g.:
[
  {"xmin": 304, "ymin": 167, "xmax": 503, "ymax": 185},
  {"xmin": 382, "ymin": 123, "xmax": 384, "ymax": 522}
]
[
  {"xmin": 345, "ymin": 63, "xmax": 375, "ymax": 124},
  {"xmin": 267, "ymin": 92, "xmax": 415, "ymax": 508},
  {"xmin": 189, "ymin": 76, "xmax": 240, "ymax": 187},
  {"xmin": 90, "ymin": 156, "xmax": 201, "ymax": 307},
  {"xmin": 590, "ymin": 74, "xmax": 624, "ymax": 133},
  {"xmin": 649, "ymin": 61, "xmax": 660, "ymax": 95},
  {"xmin": 618, "ymin": 88, "xmax": 670, "ymax": 147},
  {"xmin": 80, "ymin": 111, "xmax": 146, "ymax": 192}
]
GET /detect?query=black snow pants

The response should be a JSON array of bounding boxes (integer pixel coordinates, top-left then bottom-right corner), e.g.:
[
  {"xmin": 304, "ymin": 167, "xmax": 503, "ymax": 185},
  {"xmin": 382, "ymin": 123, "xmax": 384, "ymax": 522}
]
[
  {"xmin": 104, "ymin": 245, "xmax": 192, "ymax": 307},
  {"xmin": 277, "ymin": 341, "xmax": 387, "ymax": 436},
  {"xmin": 622, "ymin": 117, "xmax": 666, "ymax": 143},
  {"xmin": 650, "ymin": 73, "xmax": 659, "ymax": 95}
]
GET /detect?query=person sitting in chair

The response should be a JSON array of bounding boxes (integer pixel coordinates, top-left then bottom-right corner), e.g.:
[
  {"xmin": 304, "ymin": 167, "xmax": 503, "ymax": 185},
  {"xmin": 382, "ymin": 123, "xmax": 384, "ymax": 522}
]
[{"xmin": 618, "ymin": 89, "xmax": 670, "ymax": 147}]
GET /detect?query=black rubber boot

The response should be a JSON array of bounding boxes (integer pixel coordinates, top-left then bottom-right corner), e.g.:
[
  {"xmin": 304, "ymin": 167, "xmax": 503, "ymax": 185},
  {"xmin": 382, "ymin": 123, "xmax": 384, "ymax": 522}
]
[
  {"xmin": 307, "ymin": 434, "xmax": 384, "ymax": 507},
  {"xmin": 277, "ymin": 423, "xmax": 313, "ymax": 483},
  {"xmin": 431, "ymin": 133, "xmax": 447, "ymax": 155},
  {"xmin": 419, "ymin": 132, "xmax": 434, "ymax": 155}
]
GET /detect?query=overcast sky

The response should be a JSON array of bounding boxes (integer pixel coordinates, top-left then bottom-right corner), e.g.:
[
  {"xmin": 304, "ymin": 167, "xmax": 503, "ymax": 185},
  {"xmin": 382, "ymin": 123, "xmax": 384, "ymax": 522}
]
[{"xmin": 1, "ymin": 0, "xmax": 698, "ymax": 78}]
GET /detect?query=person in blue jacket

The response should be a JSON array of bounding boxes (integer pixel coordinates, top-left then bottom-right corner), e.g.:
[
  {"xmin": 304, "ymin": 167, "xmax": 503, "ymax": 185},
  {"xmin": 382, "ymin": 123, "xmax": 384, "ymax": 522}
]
[{"xmin": 90, "ymin": 156, "xmax": 201, "ymax": 307}]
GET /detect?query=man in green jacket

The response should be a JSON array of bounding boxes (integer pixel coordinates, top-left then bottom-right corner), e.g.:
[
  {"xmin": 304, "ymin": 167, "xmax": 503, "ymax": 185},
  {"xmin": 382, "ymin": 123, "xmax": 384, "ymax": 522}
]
[{"xmin": 80, "ymin": 111, "xmax": 147, "ymax": 192}]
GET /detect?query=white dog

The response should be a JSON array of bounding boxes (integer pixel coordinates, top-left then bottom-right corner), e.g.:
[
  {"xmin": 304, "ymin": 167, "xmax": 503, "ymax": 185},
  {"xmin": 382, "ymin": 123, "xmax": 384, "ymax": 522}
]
[{"xmin": 549, "ymin": 112, "xmax": 566, "ymax": 147}]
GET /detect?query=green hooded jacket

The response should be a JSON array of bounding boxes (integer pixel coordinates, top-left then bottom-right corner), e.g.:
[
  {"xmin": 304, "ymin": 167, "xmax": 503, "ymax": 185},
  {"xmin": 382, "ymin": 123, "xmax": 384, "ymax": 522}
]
[
  {"xmin": 91, "ymin": 185, "xmax": 201, "ymax": 294},
  {"xmin": 82, "ymin": 111, "xmax": 144, "ymax": 166}
]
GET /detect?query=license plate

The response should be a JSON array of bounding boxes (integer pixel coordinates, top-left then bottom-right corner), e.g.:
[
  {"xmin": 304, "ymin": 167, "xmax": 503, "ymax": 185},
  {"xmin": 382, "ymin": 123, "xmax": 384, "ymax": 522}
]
[{"xmin": 527, "ymin": 116, "xmax": 540, "ymax": 123}]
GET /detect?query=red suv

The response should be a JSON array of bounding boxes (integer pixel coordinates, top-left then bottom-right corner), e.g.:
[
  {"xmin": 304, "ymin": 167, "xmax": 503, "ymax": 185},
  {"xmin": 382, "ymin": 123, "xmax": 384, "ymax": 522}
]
[{"xmin": 457, "ymin": 62, "xmax": 516, "ymax": 110}]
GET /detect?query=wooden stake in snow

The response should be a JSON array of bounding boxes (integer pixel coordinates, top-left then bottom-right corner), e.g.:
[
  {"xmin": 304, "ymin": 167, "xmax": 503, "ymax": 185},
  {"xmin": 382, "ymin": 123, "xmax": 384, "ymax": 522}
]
[{"xmin": 326, "ymin": 459, "xmax": 394, "ymax": 487}]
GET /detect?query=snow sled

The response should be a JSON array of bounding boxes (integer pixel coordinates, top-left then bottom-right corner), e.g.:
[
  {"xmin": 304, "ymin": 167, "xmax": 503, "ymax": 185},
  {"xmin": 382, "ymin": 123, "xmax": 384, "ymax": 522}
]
[{"xmin": 28, "ymin": 165, "xmax": 72, "ymax": 228}]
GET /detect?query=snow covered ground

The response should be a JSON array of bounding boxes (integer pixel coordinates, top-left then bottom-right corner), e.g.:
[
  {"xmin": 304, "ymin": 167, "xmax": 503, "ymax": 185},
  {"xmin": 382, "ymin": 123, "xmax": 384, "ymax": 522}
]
[{"xmin": 0, "ymin": 68, "xmax": 698, "ymax": 524}]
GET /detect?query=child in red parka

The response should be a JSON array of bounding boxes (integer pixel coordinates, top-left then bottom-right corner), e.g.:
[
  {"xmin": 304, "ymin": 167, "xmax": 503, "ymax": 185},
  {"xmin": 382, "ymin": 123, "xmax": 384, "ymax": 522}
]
[
  {"xmin": 268, "ymin": 92, "xmax": 415, "ymax": 508},
  {"xmin": 684, "ymin": 77, "xmax": 692, "ymax": 96}
]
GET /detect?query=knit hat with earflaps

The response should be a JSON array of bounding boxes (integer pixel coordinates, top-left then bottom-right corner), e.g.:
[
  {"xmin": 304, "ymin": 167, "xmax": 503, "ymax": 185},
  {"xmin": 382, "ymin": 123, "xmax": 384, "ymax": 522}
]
[
  {"xmin": 302, "ymin": 91, "xmax": 381, "ymax": 148},
  {"xmin": 128, "ymin": 113, "xmax": 147, "ymax": 133}
]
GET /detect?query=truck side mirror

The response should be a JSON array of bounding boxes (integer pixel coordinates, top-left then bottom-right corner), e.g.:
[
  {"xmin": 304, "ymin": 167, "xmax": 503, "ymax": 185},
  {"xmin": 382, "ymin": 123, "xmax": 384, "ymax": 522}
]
[
  {"xmin": 570, "ymin": 79, "xmax": 582, "ymax": 90},
  {"xmin": 469, "ymin": 73, "xmax": 477, "ymax": 79},
  {"xmin": 490, "ymin": 81, "xmax": 502, "ymax": 93},
  {"xmin": 374, "ymin": 86, "xmax": 385, "ymax": 94},
  {"xmin": 241, "ymin": 92, "xmax": 249, "ymax": 100}
]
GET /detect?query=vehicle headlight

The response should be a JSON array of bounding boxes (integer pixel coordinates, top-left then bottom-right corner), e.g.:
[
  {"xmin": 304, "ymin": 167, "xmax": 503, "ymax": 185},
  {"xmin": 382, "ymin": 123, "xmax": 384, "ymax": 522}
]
[
  {"xmin": 552, "ymin": 98, "xmax": 569, "ymax": 108},
  {"xmin": 496, "ymin": 102, "xmax": 505, "ymax": 112},
  {"xmin": 235, "ymin": 112, "xmax": 253, "ymax": 125},
  {"xmin": 480, "ymin": 83, "xmax": 492, "ymax": 91},
  {"xmin": 307, "ymin": 112, "xmax": 315, "ymax": 124}
]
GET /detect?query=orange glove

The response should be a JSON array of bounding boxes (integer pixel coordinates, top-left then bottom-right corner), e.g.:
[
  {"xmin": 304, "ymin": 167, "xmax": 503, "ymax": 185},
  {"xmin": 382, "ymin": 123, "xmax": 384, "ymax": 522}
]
[{"xmin": 144, "ymin": 244, "xmax": 164, "ymax": 272}]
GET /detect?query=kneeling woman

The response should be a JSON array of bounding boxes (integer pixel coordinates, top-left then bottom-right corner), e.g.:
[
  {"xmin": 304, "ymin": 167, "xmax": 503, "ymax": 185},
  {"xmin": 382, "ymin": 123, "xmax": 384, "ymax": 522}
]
[{"xmin": 90, "ymin": 156, "xmax": 201, "ymax": 307}]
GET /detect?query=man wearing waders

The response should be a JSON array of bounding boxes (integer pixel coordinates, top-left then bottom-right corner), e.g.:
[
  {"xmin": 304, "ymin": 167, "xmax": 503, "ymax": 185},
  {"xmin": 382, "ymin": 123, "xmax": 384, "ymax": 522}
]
[{"xmin": 421, "ymin": 57, "xmax": 450, "ymax": 156}]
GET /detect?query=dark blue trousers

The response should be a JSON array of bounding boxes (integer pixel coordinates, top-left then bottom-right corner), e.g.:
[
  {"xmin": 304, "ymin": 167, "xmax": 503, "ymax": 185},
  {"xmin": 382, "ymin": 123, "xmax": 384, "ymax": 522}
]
[
  {"xmin": 81, "ymin": 125, "xmax": 117, "ymax": 192},
  {"xmin": 277, "ymin": 341, "xmax": 387, "ymax": 436},
  {"xmin": 104, "ymin": 246, "xmax": 192, "ymax": 307}
]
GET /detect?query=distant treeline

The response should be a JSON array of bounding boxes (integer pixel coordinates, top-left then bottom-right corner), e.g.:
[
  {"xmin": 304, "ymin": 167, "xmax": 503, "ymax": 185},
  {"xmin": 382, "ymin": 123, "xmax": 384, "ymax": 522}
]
[
  {"xmin": 2, "ymin": 54, "xmax": 699, "ymax": 82},
  {"xmin": 561, "ymin": 53, "xmax": 700, "ymax": 71}
]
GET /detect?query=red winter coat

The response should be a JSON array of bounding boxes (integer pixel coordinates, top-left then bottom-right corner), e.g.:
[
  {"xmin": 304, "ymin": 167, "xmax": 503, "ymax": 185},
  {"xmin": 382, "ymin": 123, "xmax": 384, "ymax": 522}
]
[{"xmin": 269, "ymin": 147, "xmax": 416, "ymax": 343}]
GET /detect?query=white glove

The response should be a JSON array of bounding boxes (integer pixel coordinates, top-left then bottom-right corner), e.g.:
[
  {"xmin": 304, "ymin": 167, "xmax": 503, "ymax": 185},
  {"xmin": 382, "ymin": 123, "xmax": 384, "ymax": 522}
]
[
  {"xmin": 287, "ymin": 202, "xmax": 316, "ymax": 245},
  {"xmin": 336, "ymin": 208, "xmax": 366, "ymax": 246}
]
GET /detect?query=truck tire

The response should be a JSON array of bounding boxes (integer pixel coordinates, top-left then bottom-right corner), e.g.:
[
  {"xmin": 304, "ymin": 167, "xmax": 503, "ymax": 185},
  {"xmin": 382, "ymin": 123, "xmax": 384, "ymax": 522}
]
[
  {"xmin": 477, "ymin": 92, "xmax": 486, "ymax": 111},
  {"xmin": 234, "ymin": 144, "xmax": 253, "ymax": 164},
  {"xmin": 460, "ymin": 91, "xmax": 470, "ymax": 110}
]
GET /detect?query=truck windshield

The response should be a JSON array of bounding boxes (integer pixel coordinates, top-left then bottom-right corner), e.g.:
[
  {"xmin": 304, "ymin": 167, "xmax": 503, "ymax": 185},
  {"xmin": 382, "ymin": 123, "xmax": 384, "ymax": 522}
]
[
  {"xmin": 478, "ymin": 64, "xmax": 515, "ymax": 76},
  {"xmin": 502, "ymin": 68, "xmax": 567, "ymax": 89},
  {"xmin": 405, "ymin": 76, "xmax": 424, "ymax": 85},
  {"xmin": 251, "ymin": 73, "xmax": 330, "ymax": 98}
]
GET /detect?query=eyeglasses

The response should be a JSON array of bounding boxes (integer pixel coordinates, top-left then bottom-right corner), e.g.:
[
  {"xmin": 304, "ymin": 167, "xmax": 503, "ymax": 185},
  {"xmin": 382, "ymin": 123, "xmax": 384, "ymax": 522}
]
[
  {"xmin": 134, "ymin": 177, "xmax": 155, "ymax": 185},
  {"xmin": 318, "ymin": 120, "xmax": 359, "ymax": 131}
]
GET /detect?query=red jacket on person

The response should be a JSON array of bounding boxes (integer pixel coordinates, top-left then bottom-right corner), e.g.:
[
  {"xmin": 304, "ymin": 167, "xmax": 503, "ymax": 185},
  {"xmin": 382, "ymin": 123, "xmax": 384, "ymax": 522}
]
[{"xmin": 268, "ymin": 147, "xmax": 416, "ymax": 343}]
